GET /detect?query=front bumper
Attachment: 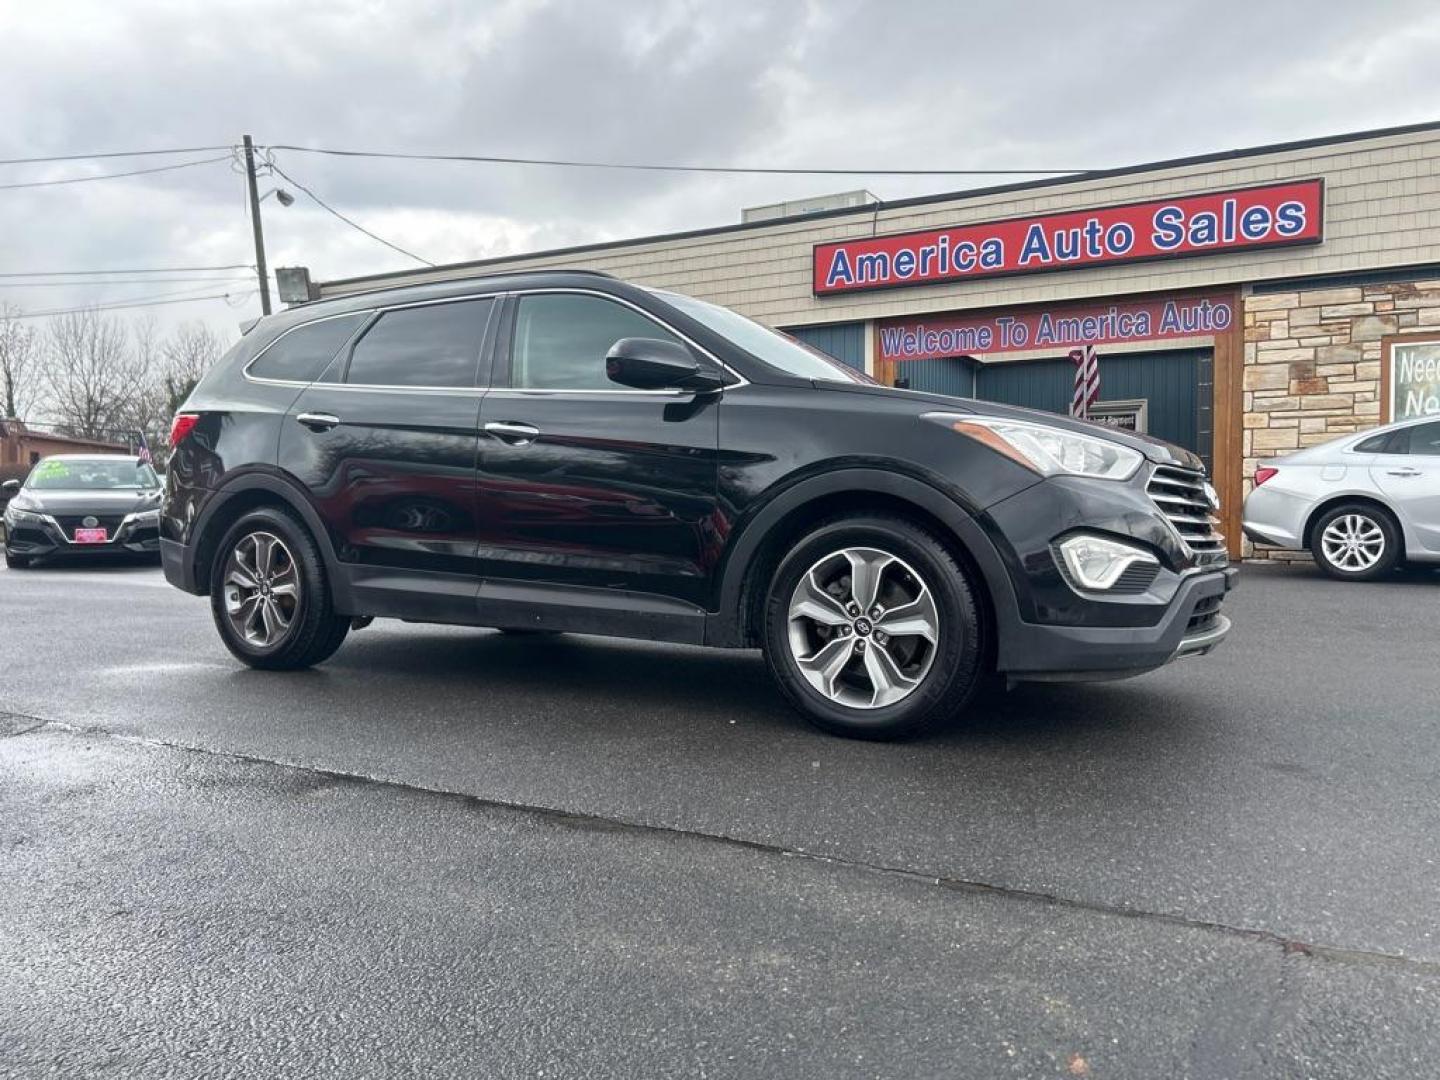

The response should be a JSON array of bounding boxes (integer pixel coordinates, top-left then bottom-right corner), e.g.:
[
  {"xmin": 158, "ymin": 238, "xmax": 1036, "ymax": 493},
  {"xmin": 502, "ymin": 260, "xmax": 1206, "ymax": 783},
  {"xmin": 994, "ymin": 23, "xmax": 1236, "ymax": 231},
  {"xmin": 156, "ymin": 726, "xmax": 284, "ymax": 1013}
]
[
  {"xmin": 999, "ymin": 565, "xmax": 1237, "ymax": 681},
  {"xmin": 3, "ymin": 513, "xmax": 161, "ymax": 558}
]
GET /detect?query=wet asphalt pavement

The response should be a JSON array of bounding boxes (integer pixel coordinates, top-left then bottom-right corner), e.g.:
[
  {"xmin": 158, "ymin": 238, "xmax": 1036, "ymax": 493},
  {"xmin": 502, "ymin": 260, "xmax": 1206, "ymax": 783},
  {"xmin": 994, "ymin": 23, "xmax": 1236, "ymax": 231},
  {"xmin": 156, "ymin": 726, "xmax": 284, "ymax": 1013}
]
[{"xmin": 1, "ymin": 557, "xmax": 1438, "ymax": 1078}]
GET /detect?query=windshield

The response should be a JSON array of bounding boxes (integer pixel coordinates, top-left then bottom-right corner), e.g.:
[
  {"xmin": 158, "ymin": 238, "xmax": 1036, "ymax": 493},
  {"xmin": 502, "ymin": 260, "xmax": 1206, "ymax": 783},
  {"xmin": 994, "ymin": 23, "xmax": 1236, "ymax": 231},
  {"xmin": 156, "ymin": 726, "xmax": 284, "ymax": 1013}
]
[
  {"xmin": 25, "ymin": 458, "xmax": 159, "ymax": 491},
  {"xmin": 656, "ymin": 290, "xmax": 875, "ymax": 384}
]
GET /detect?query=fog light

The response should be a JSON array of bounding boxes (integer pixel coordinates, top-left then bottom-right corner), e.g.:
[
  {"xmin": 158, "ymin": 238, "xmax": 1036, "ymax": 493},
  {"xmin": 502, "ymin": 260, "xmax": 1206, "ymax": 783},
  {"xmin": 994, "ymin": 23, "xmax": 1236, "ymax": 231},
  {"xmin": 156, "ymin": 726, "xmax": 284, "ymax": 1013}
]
[{"xmin": 1057, "ymin": 534, "xmax": 1158, "ymax": 591}]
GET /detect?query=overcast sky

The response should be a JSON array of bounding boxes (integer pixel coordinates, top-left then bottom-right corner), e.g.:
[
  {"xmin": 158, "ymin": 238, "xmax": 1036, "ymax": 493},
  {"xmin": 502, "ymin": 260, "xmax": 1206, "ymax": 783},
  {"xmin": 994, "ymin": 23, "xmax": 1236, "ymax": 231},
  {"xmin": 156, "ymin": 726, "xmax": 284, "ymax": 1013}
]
[{"xmin": 3, "ymin": 0, "xmax": 1439, "ymax": 345}]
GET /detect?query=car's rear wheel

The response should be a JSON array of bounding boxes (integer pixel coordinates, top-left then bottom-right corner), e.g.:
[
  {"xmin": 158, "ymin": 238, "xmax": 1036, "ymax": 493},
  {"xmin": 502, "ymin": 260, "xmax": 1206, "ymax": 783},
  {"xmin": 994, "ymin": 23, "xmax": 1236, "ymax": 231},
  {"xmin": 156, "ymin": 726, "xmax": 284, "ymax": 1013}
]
[
  {"xmin": 210, "ymin": 507, "xmax": 350, "ymax": 669},
  {"xmin": 762, "ymin": 515, "xmax": 984, "ymax": 740},
  {"xmin": 1311, "ymin": 503, "xmax": 1401, "ymax": 581}
]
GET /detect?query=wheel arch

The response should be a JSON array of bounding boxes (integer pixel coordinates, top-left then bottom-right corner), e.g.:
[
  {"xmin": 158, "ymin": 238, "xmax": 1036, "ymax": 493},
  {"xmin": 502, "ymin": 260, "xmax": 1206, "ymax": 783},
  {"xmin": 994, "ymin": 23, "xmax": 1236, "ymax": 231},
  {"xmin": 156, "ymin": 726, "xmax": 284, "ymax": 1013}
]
[
  {"xmin": 1302, "ymin": 493, "xmax": 1406, "ymax": 555},
  {"xmin": 188, "ymin": 470, "xmax": 355, "ymax": 612},
  {"xmin": 706, "ymin": 468, "xmax": 1020, "ymax": 658}
]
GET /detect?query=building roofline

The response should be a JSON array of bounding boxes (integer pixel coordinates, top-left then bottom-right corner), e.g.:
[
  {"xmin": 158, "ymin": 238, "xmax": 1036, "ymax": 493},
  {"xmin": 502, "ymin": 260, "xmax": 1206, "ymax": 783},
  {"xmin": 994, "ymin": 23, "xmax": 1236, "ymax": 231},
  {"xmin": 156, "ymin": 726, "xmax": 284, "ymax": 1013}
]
[{"xmin": 317, "ymin": 119, "xmax": 1440, "ymax": 292}]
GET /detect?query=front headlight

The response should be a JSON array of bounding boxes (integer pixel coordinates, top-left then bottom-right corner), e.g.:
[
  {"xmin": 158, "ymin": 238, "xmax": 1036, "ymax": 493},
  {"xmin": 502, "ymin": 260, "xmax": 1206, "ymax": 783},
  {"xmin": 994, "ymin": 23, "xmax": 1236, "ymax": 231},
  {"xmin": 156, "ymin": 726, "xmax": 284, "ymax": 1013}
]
[
  {"xmin": 930, "ymin": 413, "xmax": 1144, "ymax": 481},
  {"xmin": 5, "ymin": 506, "xmax": 45, "ymax": 526}
]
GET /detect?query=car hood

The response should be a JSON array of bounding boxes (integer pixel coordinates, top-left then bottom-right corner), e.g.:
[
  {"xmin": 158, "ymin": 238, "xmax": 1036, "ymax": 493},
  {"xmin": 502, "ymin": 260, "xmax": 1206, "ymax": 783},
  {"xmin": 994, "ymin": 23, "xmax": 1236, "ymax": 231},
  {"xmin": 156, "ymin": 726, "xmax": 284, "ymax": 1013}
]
[
  {"xmin": 13, "ymin": 489, "xmax": 161, "ymax": 515},
  {"xmin": 814, "ymin": 382, "xmax": 1206, "ymax": 472}
]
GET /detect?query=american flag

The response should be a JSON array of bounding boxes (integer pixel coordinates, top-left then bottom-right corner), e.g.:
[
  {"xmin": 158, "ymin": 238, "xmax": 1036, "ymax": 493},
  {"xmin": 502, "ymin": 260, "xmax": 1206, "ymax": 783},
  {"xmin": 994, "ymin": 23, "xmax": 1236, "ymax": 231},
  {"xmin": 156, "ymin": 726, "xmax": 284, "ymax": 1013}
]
[
  {"xmin": 135, "ymin": 430, "xmax": 153, "ymax": 466},
  {"xmin": 1068, "ymin": 345, "xmax": 1100, "ymax": 420}
]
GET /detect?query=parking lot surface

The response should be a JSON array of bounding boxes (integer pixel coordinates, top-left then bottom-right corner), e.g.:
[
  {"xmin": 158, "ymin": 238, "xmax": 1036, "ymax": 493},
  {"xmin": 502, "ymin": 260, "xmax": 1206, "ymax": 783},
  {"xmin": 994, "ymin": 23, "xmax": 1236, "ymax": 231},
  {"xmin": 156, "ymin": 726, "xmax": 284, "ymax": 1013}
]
[{"xmin": 2, "ymin": 558, "xmax": 1438, "ymax": 1077}]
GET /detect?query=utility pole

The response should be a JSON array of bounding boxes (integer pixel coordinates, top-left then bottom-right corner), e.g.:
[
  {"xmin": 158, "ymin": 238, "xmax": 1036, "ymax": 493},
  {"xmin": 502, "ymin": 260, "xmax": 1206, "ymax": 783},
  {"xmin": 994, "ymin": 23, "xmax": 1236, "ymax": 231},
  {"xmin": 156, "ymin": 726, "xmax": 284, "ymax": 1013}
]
[{"xmin": 242, "ymin": 134, "xmax": 272, "ymax": 316}]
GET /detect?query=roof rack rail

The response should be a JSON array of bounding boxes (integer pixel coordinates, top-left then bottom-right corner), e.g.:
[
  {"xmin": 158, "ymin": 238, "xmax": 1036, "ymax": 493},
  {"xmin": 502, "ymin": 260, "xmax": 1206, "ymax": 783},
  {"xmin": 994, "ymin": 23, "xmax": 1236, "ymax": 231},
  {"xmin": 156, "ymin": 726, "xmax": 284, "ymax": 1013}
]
[{"xmin": 289, "ymin": 266, "xmax": 618, "ymax": 308}]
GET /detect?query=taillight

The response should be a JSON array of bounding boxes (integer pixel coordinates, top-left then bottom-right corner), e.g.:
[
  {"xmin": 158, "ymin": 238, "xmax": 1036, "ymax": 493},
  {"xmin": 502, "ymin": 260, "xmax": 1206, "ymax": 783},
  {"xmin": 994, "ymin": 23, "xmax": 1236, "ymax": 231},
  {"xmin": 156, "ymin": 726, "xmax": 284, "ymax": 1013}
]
[
  {"xmin": 169, "ymin": 413, "xmax": 200, "ymax": 448},
  {"xmin": 1254, "ymin": 466, "xmax": 1278, "ymax": 487}
]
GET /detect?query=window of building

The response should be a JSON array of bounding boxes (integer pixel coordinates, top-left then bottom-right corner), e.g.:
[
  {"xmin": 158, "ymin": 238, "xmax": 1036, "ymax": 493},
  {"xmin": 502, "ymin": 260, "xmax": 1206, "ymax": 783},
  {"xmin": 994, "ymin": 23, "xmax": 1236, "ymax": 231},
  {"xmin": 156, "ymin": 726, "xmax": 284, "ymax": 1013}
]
[
  {"xmin": 248, "ymin": 313, "xmax": 368, "ymax": 383},
  {"xmin": 345, "ymin": 299, "xmax": 494, "ymax": 388},
  {"xmin": 511, "ymin": 294, "xmax": 682, "ymax": 390}
]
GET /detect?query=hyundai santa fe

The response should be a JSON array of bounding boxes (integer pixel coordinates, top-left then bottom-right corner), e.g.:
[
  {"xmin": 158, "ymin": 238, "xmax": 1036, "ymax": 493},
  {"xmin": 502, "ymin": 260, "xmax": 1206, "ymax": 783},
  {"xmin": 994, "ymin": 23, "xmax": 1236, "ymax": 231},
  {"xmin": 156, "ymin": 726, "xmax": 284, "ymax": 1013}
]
[{"xmin": 160, "ymin": 269, "xmax": 1235, "ymax": 739}]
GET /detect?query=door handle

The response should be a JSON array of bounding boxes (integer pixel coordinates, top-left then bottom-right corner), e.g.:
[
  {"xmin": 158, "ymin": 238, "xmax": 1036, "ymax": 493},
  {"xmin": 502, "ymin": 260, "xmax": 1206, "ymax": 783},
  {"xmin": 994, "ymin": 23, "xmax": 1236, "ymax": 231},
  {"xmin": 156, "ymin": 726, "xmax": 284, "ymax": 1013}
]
[
  {"xmin": 485, "ymin": 421, "xmax": 540, "ymax": 445},
  {"xmin": 295, "ymin": 412, "xmax": 341, "ymax": 432},
  {"xmin": 1385, "ymin": 468, "xmax": 1422, "ymax": 477}
]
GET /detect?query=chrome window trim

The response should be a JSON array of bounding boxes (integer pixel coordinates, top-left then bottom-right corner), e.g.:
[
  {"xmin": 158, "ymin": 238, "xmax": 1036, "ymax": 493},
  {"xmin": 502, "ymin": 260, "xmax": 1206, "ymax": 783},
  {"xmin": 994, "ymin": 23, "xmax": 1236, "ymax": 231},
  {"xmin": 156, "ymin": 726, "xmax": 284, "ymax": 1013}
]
[
  {"xmin": 244, "ymin": 293, "xmax": 505, "ymax": 393},
  {"xmin": 242, "ymin": 309, "xmax": 376, "ymax": 388},
  {"xmin": 241, "ymin": 286, "xmax": 750, "ymax": 397},
  {"xmin": 287, "ymin": 382, "xmax": 491, "ymax": 396},
  {"xmin": 503, "ymin": 287, "xmax": 750, "ymax": 394}
]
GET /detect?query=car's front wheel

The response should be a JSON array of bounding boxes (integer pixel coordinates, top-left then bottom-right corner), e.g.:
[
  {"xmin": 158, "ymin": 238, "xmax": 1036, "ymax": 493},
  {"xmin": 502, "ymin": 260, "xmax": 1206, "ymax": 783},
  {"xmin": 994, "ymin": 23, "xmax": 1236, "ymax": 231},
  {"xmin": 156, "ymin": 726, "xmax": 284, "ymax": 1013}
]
[
  {"xmin": 762, "ymin": 515, "xmax": 984, "ymax": 740},
  {"xmin": 210, "ymin": 507, "xmax": 350, "ymax": 669},
  {"xmin": 1311, "ymin": 503, "xmax": 1401, "ymax": 581}
]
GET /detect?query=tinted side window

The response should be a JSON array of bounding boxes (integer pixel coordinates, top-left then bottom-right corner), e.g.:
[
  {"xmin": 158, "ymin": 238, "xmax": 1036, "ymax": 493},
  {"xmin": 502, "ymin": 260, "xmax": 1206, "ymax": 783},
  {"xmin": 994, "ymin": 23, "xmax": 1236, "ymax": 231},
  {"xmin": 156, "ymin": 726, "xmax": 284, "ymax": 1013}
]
[
  {"xmin": 1355, "ymin": 432, "xmax": 1395, "ymax": 453},
  {"xmin": 1403, "ymin": 421, "xmax": 1440, "ymax": 456},
  {"xmin": 511, "ymin": 294, "xmax": 681, "ymax": 390},
  {"xmin": 248, "ymin": 314, "xmax": 367, "ymax": 383},
  {"xmin": 345, "ymin": 299, "xmax": 494, "ymax": 388}
]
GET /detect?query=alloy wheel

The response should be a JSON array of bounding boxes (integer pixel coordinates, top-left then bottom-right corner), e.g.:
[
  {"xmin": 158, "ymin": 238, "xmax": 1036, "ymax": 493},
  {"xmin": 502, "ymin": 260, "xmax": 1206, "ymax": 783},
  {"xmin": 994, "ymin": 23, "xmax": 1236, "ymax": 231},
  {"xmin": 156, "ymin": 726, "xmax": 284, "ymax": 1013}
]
[
  {"xmin": 1319, "ymin": 513, "xmax": 1386, "ymax": 572},
  {"xmin": 786, "ymin": 546, "xmax": 939, "ymax": 709},
  {"xmin": 222, "ymin": 531, "xmax": 301, "ymax": 648}
]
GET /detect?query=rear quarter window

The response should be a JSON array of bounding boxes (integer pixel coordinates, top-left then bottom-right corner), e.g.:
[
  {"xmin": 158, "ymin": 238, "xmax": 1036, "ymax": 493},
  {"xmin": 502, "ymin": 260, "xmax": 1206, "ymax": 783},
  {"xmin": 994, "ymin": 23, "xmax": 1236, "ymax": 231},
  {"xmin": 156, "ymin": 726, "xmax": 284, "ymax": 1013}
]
[{"xmin": 247, "ymin": 313, "xmax": 368, "ymax": 383}]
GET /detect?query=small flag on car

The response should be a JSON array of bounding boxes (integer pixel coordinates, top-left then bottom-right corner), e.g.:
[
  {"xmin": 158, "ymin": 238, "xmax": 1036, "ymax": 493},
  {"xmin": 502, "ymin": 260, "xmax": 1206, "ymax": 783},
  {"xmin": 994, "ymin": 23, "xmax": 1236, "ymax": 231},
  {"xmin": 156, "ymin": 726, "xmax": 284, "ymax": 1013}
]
[
  {"xmin": 136, "ymin": 430, "xmax": 153, "ymax": 465},
  {"xmin": 1069, "ymin": 345, "xmax": 1099, "ymax": 420}
]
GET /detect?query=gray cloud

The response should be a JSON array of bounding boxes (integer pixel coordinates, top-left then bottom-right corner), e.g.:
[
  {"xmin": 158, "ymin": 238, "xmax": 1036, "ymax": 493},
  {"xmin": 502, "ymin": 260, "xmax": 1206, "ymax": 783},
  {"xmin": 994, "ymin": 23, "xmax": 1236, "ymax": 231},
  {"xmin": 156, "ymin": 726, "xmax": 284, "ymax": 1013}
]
[{"xmin": 1, "ymin": 0, "xmax": 1438, "ymax": 340}]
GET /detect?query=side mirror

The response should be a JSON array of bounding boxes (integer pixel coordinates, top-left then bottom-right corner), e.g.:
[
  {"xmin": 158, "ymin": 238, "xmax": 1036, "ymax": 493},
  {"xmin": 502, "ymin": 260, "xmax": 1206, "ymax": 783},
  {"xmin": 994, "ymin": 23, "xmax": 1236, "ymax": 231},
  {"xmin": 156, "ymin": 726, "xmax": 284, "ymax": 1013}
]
[
  {"xmin": 605, "ymin": 338, "xmax": 725, "ymax": 392},
  {"xmin": 1, "ymin": 479, "xmax": 19, "ymax": 494}
]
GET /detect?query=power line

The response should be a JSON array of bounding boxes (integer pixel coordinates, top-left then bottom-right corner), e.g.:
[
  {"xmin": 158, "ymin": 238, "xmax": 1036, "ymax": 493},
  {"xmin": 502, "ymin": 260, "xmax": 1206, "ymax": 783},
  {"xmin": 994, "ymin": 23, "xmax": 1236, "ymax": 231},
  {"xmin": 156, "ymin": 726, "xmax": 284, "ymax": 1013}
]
[
  {"xmin": 0, "ymin": 145, "xmax": 233, "ymax": 166},
  {"xmin": 0, "ymin": 276, "xmax": 258, "ymax": 288},
  {"xmin": 268, "ymin": 158, "xmax": 435, "ymax": 267},
  {"xmin": 0, "ymin": 154, "xmax": 232, "ymax": 191},
  {"xmin": 0, "ymin": 140, "xmax": 1090, "ymax": 177},
  {"xmin": 0, "ymin": 264, "xmax": 253, "ymax": 278},
  {"xmin": 9, "ymin": 289, "xmax": 254, "ymax": 319},
  {"xmin": 262, "ymin": 143, "xmax": 1089, "ymax": 177}
]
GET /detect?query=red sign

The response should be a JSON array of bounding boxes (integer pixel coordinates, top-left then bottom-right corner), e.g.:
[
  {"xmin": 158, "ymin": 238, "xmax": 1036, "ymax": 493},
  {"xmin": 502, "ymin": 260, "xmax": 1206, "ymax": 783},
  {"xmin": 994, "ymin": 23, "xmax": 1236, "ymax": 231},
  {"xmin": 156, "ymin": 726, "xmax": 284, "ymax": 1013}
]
[
  {"xmin": 814, "ymin": 180, "xmax": 1323, "ymax": 296},
  {"xmin": 878, "ymin": 293, "xmax": 1235, "ymax": 362}
]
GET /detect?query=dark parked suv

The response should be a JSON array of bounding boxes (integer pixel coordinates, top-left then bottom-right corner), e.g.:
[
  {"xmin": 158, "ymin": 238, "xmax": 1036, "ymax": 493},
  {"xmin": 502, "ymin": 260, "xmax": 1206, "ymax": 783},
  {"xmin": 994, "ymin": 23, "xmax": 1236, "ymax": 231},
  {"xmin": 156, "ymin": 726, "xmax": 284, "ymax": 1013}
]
[{"xmin": 161, "ymin": 269, "xmax": 1234, "ymax": 738}]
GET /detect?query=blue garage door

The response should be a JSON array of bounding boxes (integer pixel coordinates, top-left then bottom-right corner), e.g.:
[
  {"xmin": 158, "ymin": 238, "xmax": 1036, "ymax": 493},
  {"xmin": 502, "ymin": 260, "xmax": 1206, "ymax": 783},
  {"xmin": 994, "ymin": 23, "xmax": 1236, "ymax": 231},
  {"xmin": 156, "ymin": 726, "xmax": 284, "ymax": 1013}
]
[
  {"xmin": 896, "ymin": 356, "xmax": 978, "ymax": 398},
  {"xmin": 898, "ymin": 349, "xmax": 1210, "ymax": 467},
  {"xmin": 785, "ymin": 322, "xmax": 865, "ymax": 371}
]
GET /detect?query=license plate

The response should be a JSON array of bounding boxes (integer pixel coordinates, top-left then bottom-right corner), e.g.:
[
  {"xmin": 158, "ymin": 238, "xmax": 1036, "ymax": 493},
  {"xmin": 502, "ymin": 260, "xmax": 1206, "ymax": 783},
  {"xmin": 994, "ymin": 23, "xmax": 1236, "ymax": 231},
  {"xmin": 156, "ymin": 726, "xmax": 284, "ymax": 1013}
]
[{"xmin": 73, "ymin": 527, "xmax": 108, "ymax": 544}]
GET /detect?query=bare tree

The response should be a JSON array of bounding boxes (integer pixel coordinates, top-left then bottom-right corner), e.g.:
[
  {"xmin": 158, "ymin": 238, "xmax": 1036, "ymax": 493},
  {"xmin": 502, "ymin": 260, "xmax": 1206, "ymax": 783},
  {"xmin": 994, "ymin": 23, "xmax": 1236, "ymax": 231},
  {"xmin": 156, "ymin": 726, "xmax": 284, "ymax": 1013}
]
[
  {"xmin": 41, "ymin": 309, "xmax": 149, "ymax": 440},
  {"xmin": 0, "ymin": 304, "xmax": 39, "ymax": 421},
  {"xmin": 124, "ymin": 315, "xmax": 168, "ymax": 450},
  {"xmin": 160, "ymin": 320, "xmax": 225, "ymax": 413}
]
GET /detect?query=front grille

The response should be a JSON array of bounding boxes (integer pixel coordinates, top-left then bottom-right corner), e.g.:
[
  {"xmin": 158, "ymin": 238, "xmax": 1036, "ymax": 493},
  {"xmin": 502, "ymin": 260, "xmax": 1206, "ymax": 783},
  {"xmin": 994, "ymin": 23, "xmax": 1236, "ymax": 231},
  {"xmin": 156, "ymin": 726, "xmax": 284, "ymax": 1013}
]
[
  {"xmin": 51, "ymin": 514, "xmax": 125, "ymax": 537},
  {"xmin": 1146, "ymin": 465, "xmax": 1227, "ymax": 566},
  {"xmin": 1187, "ymin": 594, "xmax": 1224, "ymax": 635}
]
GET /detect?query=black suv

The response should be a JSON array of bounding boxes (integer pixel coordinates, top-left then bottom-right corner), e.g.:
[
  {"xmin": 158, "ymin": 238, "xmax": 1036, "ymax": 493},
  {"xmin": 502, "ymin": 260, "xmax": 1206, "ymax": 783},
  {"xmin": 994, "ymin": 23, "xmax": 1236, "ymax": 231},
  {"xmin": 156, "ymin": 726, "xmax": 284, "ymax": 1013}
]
[{"xmin": 161, "ymin": 270, "xmax": 1234, "ymax": 739}]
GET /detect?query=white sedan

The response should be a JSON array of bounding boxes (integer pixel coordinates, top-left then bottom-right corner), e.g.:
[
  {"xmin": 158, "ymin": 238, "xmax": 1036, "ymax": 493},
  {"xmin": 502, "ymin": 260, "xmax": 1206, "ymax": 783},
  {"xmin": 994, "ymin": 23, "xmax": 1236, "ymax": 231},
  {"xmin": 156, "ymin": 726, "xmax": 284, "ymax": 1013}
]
[{"xmin": 1242, "ymin": 416, "xmax": 1440, "ymax": 580}]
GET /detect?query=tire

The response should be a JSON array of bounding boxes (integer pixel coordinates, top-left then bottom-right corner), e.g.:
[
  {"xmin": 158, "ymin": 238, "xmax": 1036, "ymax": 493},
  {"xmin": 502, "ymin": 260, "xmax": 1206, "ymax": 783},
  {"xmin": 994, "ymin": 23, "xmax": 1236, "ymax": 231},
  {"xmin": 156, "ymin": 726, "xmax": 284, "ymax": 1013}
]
[
  {"xmin": 4, "ymin": 550, "xmax": 30, "ymax": 569},
  {"xmin": 761, "ymin": 514, "xmax": 984, "ymax": 740},
  {"xmin": 1310, "ymin": 503, "xmax": 1401, "ymax": 582},
  {"xmin": 209, "ymin": 506, "xmax": 350, "ymax": 670}
]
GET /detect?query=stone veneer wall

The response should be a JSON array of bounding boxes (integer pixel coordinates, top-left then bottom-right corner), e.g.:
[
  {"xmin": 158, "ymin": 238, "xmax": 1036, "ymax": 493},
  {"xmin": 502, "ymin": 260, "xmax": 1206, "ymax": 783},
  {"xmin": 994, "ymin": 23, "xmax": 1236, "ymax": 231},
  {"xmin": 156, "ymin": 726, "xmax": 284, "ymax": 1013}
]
[{"xmin": 1241, "ymin": 277, "xmax": 1440, "ymax": 558}]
